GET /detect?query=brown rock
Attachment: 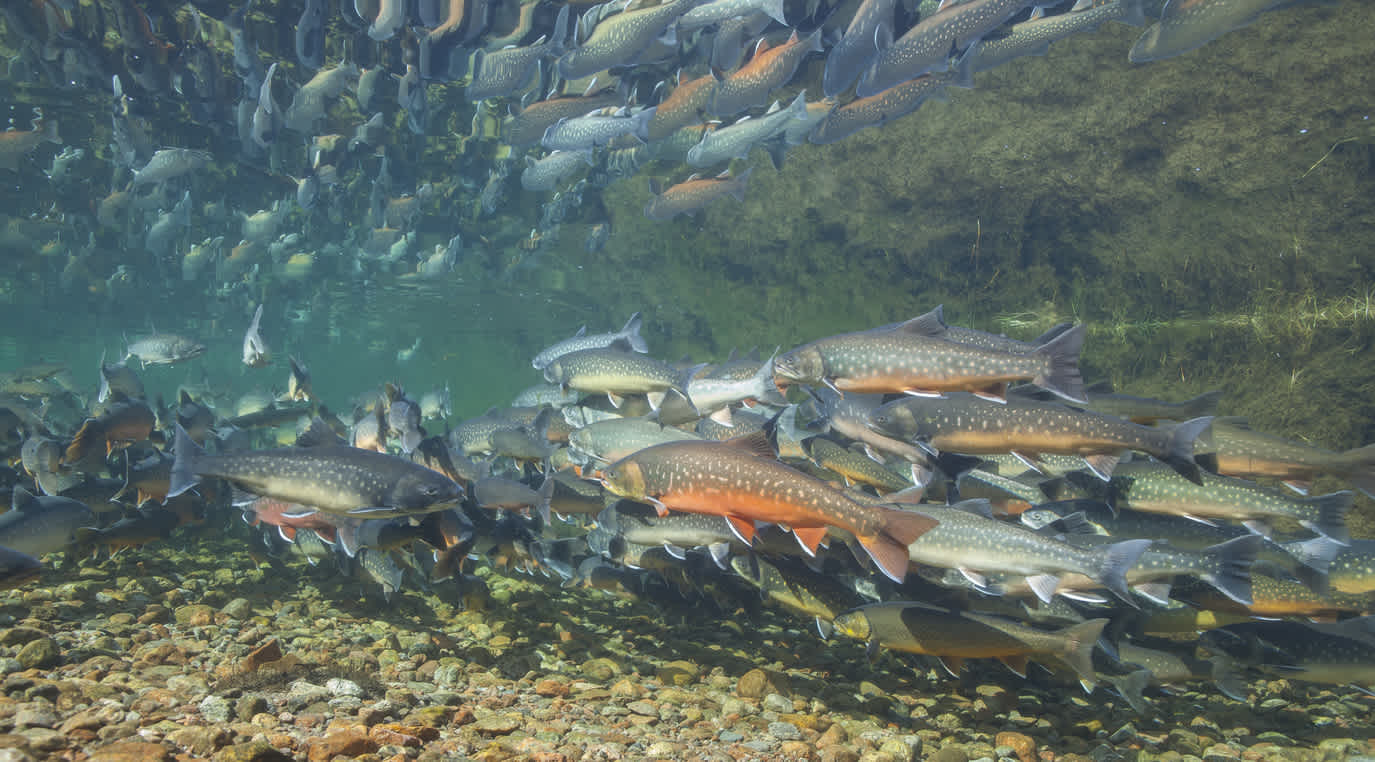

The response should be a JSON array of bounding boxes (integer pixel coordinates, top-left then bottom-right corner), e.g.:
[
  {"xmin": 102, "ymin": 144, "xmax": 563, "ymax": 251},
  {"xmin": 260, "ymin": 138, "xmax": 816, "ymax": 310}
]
[
  {"xmin": 87, "ymin": 741, "xmax": 174, "ymax": 762},
  {"xmin": 169, "ymin": 725, "xmax": 230, "ymax": 755},
  {"xmin": 817, "ymin": 745, "xmax": 860, "ymax": 762},
  {"xmin": 816, "ymin": 722, "xmax": 848, "ymax": 748},
  {"xmin": 452, "ymin": 706, "xmax": 475, "ymax": 726},
  {"xmin": 996, "ymin": 731, "xmax": 1036, "ymax": 762},
  {"xmin": 473, "ymin": 713, "xmax": 524, "ymax": 735},
  {"xmin": 534, "ymin": 679, "xmax": 570, "ymax": 698},
  {"xmin": 736, "ymin": 668, "xmax": 790, "ymax": 699},
  {"xmin": 211, "ymin": 740, "xmax": 293, "ymax": 762},
  {"xmin": 242, "ymin": 639, "xmax": 282, "ymax": 672},
  {"xmin": 368, "ymin": 725, "xmax": 421, "ymax": 748},
  {"xmin": 781, "ymin": 741, "xmax": 817, "ymax": 760},
  {"xmin": 306, "ymin": 728, "xmax": 377, "ymax": 762}
]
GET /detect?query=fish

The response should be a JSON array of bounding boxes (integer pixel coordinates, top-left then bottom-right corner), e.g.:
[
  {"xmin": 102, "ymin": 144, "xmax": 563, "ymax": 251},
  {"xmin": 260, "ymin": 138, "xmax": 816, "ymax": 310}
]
[
  {"xmin": 596, "ymin": 433, "xmax": 939, "ymax": 582},
  {"xmin": 595, "ymin": 500, "xmax": 738, "ymax": 567},
  {"xmin": 823, "ymin": 0, "xmax": 899, "ymax": 97},
  {"xmin": 473, "ymin": 471, "xmax": 554, "ymax": 521},
  {"xmin": 731, "ymin": 555, "xmax": 870, "ymax": 637},
  {"xmin": 567, "ymin": 416, "xmax": 703, "ymax": 466},
  {"xmin": 644, "ymin": 168, "xmax": 752, "ymax": 221},
  {"xmin": 686, "ymin": 92, "xmax": 809, "ymax": 168},
  {"xmin": 1129, "ymin": 0, "xmax": 1297, "ymax": 63},
  {"xmin": 833, "ymin": 601, "xmax": 1108, "ymax": 688},
  {"xmin": 867, "ymin": 392, "xmax": 1212, "ymax": 483},
  {"xmin": 357, "ymin": 547, "xmax": 404, "ymax": 598},
  {"xmin": 0, "ymin": 119, "xmax": 60, "ymax": 172},
  {"xmin": 1202, "ymin": 417, "xmax": 1375, "ymax": 498},
  {"xmin": 242, "ymin": 303, "xmax": 270, "ymax": 368},
  {"xmin": 677, "ymin": 0, "xmax": 785, "ymax": 30},
  {"xmin": 74, "ymin": 506, "xmax": 185, "ymax": 557},
  {"xmin": 801, "ymin": 437, "xmax": 915, "ymax": 493},
  {"xmin": 647, "ymin": 72, "xmax": 718, "ymax": 142},
  {"xmin": 286, "ymin": 356, "xmax": 313, "ymax": 403},
  {"xmin": 777, "ymin": 313, "xmax": 1086, "ymax": 402},
  {"xmin": 557, "ymin": 0, "xmax": 703, "ymax": 81},
  {"xmin": 124, "ymin": 333, "xmax": 206, "ymax": 368},
  {"xmin": 542, "ymin": 106, "xmax": 656, "ymax": 152},
  {"xmin": 0, "ymin": 546, "xmax": 43, "ymax": 589},
  {"xmin": 1068, "ymin": 382, "xmax": 1223, "ymax": 424},
  {"xmin": 63, "ymin": 398, "xmax": 156, "ymax": 465},
  {"xmin": 1082, "ymin": 459, "xmax": 1352, "ymax": 543},
  {"xmin": 0, "ymin": 488, "xmax": 93, "ymax": 558},
  {"xmin": 902, "ymin": 499, "xmax": 1153, "ymax": 604},
  {"xmin": 533, "ymin": 313, "xmax": 649, "ymax": 370},
  {"xmin": 969, "ymin": 0, "xmax": 1148, "ymax": 73},
  {"xmin": 468, "ymin": 6, "xmax": 570, "ymax": 102},
  {"xmin": 512, "ymin": 383, "xmax": 583, "ymax": 408},
  {"xmin": 857, "ymin": 0, "xmax": 1038, "ymax": 97},
  {"xmin": 130, "ymin": 148, "xmax": 211, "ymax": 187},
  {"xmin": 521, "ymin": 150, "xmax": 595, "ymax": 192},
  {"xmin": 384, "ymin": 384, "xmax": 425, "ymax": 455},
  {"xmin": 506, "ymin": 89, "xmax": 628, "ymax": 147},
  {"xmin": 168, "ymin": 425, "xmax": 464, "ymax": 519},
  {"xmin": 1327, "ymin": 541, "xmax": 1375, "ymax": 595},
  {"xmin": 542, "ymin": 341, "xmax": 692, "ymax": 409},
  {"xmin": 709, "ymin": 31, "xmax": 823, "ymax": 118},
  {"xmin": 1198, "ymin": 618, "xmax": 1375, "ymax": 700},
  {"xmin": 811, "ymin": 65, "xmax": 972, "ymax": 145},
  {"xmin": 296, "ymin": 0, "xmax": 327, "ymax": 71}
]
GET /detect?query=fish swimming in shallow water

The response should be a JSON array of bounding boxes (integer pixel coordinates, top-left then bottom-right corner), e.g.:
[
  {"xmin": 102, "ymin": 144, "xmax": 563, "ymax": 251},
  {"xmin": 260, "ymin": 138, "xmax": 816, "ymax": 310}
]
[
  {"xmin": 533, "ymin": 313, "xmax": 648, "ymax": 370},
  {"xmin": 243, "ymin": 303, "xmax": 270, "ymax": 367},
  {"xmin": 596, "ymin": 432, "xmax": 939, "ymax": 582}
]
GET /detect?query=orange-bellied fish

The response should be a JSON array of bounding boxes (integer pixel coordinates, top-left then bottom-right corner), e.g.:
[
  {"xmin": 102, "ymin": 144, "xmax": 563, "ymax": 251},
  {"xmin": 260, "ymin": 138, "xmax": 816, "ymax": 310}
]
[
  {"xmin": 595, "ymin": 433, "xmax": 939, "ymax": 582},
  {"xmin": 775, "ymin": 312, "xmax": 1086, "ymax": 403},
  {"xmin": 1203, "ymin": 417, "xmax": 1375, "ymax": 498},
  {"xmin": 709, "ymin": 30, "xmax": 822, "ymax": 117},
  {"xmin": 868, "ymin": 392, "xmax": 1213, "ymax": 483}
]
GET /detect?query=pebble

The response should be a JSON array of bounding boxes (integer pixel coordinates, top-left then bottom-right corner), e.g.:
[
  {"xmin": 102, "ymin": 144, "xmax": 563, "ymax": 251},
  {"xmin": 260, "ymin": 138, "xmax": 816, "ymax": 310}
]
[
  {"xmin": 199, "ymin": 695, "xmax": 233, "ymax": 723},
  {"xmin": 768, "ymin": 721, "xmax": 802, "ymax": 741},
  {"xmin": 15, "ymin": 638, "xmax": 59, "ymax": 670}
]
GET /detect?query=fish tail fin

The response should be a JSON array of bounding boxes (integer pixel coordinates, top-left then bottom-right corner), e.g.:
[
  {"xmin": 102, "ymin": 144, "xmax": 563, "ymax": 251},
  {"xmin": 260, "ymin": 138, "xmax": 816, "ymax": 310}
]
[
  {"xmin": 730, "ymin": 167, "xmax": 753, "ymax": 202},
  {"xmin": 63, "ymin": 418, "xmax": 102, "ymax": 466},
  {"xmin": 1281, "ymin": 535, "xmax": 1341, "ymax": 588},
  {"xmin": 1160, "ymin": 416, "xmax": 1214, "ymax": 484},
  {"xmin": 167, "ymin": 424, "xmax": 206, "ymax": 499},
  {"xmin": 621, "ymin": 312, "xmax": 648, "ymax": 353},
  {"xmin": 1181, "ymin": 390, "xmax": 1224, "ymax": 419},
  {"xmin": 42, "ymin": 120, "xmax": 60, "ymax": 144},
  {"xmin": 1201, "ymin": 535, "xmax": 1260, "ymax": 606},
  {"xmin": 1093, "ymin": 538, "xmax": 1153, "ymax": 605},
  {"xmin": 1032, "ymin": 323, "xmax": 1085, "ymax": 403},
  {"xmin": 864, "ymin": 507, "xmax": 938, "ymax": 582},
  {"xmin": 550, "ymin": 5, "xmax": 571, "ymax": 55},
  {"xmin": 536, "ymin": 471, "xmax": 555, "ymax": 525},
  {"xmin": 1338, "ymin": 443, "xmax": 1375, "ymax": 499},
  {"xmin": 1058, "ymin": 617, "xmax": 1108, "ymax": 690},
  {"xmin": 761, "ymin": 0, "xmax": 787, "ymax": 24},
  {"xmin": 1105, "ymin": 668, "xmax": 1153, "ymax": 715},
  {"xmin": 1298, "ymin": 490, "xmax": 1352, "ymax": 545}
]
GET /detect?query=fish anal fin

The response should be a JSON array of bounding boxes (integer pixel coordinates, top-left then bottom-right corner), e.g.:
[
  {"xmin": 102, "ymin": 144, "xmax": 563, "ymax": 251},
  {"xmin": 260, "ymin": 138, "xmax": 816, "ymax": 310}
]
[
  {"xmin": 726, "ymin": 514, "xmax": 757, "ymax": 544},
  {"xmin": 937, "ymin": 655, "xmax": 964, "ymax": 677},
  {"xmin": 792, "ymin": 525, "xmax": 828, "ymax": 555},
  {"xmin": 997, "ymin": 654, "xmax": 1029, "ymax": 677}
]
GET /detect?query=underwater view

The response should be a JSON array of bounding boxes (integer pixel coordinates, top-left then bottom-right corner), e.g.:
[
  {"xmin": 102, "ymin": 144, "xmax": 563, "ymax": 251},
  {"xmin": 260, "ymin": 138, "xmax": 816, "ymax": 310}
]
[{"xmin": 1, "ymin": 0, "xmax": 1374, "ymax": 758}]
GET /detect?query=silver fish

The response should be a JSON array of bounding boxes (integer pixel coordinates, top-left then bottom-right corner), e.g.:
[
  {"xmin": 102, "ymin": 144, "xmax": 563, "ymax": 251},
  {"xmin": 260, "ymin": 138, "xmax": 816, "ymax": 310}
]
[{"xmin": 532, "ymin": 312, "xmax": 648, "ymax": 369}]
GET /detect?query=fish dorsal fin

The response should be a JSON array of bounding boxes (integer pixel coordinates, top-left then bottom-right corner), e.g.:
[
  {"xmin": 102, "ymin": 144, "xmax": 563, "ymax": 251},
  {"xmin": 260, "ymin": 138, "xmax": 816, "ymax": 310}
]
[
  {"xmin": 722, "ymin": 430, "xmax": 775, "ymax": 459},
  {"xmin": 896, "ymin": 307, "xmax": 947, "ymax": 336},
  {"xmin": 574, "ymin": 325, "xmax": 587, "ymax": 337},
  {"xmin": 607, "ymin": 336, "xmax": 633, "ymax": 352},
  {"xmin": 179, "ymin": 389, "xmax": 192, "ymax": 405}
]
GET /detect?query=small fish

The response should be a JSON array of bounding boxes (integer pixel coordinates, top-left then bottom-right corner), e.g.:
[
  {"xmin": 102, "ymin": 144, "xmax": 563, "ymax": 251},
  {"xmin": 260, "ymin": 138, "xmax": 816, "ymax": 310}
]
[
  {"xmin": 1129, "ymin": 0, "xmax": 1295, "ymax": 63},
  {"xmin": 64, "ymin": 398, "xmax": 156, "ymax": 465},
  {"xmin": 732, "ymin": 555, "xmax": 870, "ymax": 637},
  {"xmin": 543, "ymin": 341, "xmax": 690, "ymax": 410},
  {"xmin": 467, "ymin": 5, "xmax": 569, "ymax": 101},
  {"xmin": 0, "ymin": 546, "xmax": 42, "ymax": 589},
  {"xmin": 286, "ymin": 355, "xmax": 314, "ymax": 402},
  {"xmin": 296, "ymin": 0, "xmax": 327, "ymax": 71},
  {"xmin": 521, "ymin": 150, "xmax": 595, "ymax": 192},
  {"xmin": 776, "ymin": 313, "xmax": 1086, "ymax": 402},
  {"xmin": 542, "ymin": 106, "xmax": 656, "ymax": 152},
  {"xmin": 0, "ymin": 119, "xmax": 60, "ymax": 172},
  {"xmin": 567, "ymin": 416, "xmax": 703, "ymax": 466},
  {"xmin": 533, "ymin": 312, "xmax": 649, "ymax": 370},
  {"xmin": 644, "ymin": 168, "xmax": 752, "ymax": 221},
  {"xmin": 0, "ymin": 488, "xmax": 93, "ymax": 558},
  {"xmin": 1203, "ymin": 417, "xmax": 1375, "ymax": 498},
  {"xmin": 833, "ymin": 602, "xmax": 1107, "ymax": 688},
  {"xmin": 709, "ymin": 30, "xmax": 822, "ymax": 118},
  {"xmin": 557, "ymin": 0, "xmax": 703, "ymax": 81},
  {"xmin": 124, "ymin": 333, "xmax": 207, "ymax": 368},
  {"xmin": 857, "ymin": 0, "xmax": 1038, "ymax": 97},
  {"xmin": 242, "ymin": 304, "xmax": 270, "ymax": 368},
  {"xmin": 397, "ymin": 337, "xmax": 422, "ymax": 364},
  {"xmin": 686, "ymin": 92, "xmax": 808, "ymax": 168},
  {"xmin": 130, "ymin": 148, "xmax": 211, "ymax": 187},
  {"xmin": 824, "ymin": 0, "xmax": 899, "ymax": 97},
  {"xmin": 868, "ymin": 392, "xmax": 1212, "ymax": 483},
  {"xmin": 1199, "ymin": 618, "xmax": 1375, "ymax": 700},
  {"xmin": 169, "ymin": 425, "xmax": 464, "ymax": 519}
]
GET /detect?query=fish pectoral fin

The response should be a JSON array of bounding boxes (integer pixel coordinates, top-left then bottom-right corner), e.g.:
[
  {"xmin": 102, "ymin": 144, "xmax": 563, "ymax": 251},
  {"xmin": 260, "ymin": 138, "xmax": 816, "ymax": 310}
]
[
  {"xmin": 1132, "ymin": 581, "xmax": 1173, "ymax": 606},
  {"xmin": 708, "ymin": 407, "xmax": 734, "ymax": 427},
  {"xmin": 1025, "ymin": 573, "xmax": 1060, "ymax": 604},
  {"xmin": 1242, "ymin": 519, "xmax": 1273, "ymax": 538},
  {"xmin": 957, "ymin": 567, "xmax": 988, "ymax": 588},
  {"xmin": 792, "ymin": 525, "xmax": 829, "ymax": 556},
  {"xmin": 815, "ymin": 617, "xmax": 833, "ymax": 640},
  {"xmin": 1180, "ymin": 513, "xmax": 1219, "ymax": 527},
  {"xmin": 997, "ymin": 654, "xmax": 1029, "ymax": 677},
  {"xmin": 1082, "ymin": 453, "xmax": 1121, "ymax": 481},
  {"xmin": 1010, "ymin": 451, "xmax": 1045, "ymax": 474},
  {"xmin": 662, "ymin": 542, "xmax": 687, "ymax": 560},
  {"xmin": 606, "ymin": 392, "xmax": 624, "ymax": 408},
  {"xmin": 647, "ymin": 496, "xmax": 670, "ymax": 517},
  {"xmin": 971, "ymin": 384, "xmax": 1008, "ymax": 404},
  {"xmin": 725, "ymin": 515, "xmax": 758, "ymax": 544},
  {"xmin": 936, "ymin": 655, "xmax": 964, "ymax": 677},
  {"xmin": 1282, "ymin": 479, "xmax": 1313, "ymax": 496}
]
